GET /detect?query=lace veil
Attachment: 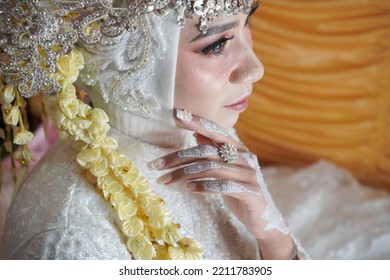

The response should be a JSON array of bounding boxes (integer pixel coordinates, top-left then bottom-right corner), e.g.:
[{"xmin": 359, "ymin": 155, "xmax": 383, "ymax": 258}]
[{"xmin": 75, "ymin": 3, "xmax": 190, "ymax": 148}]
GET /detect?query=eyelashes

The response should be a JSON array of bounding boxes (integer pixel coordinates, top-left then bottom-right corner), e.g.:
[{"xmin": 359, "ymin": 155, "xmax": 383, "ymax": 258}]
[
  {"xmin": 198, "ymin": 36, "xmax": 235, "ymax": 56},
  {"xmin": 194, "ymin": 3, "xmax": 260, "ymax": 57}
]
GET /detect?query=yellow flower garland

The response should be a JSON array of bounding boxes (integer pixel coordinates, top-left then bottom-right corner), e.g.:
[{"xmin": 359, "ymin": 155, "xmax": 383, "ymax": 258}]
[
  {"xmin": 0, "ymin": 48, "xmax": 202, "ymax": 260},
  {"xmin": 49, "ymin": 49, "xmax": 203, "ymax": 260},
  {"xmin": 0, "ymin": 78, "xmax": 32, "ymax": 197}
]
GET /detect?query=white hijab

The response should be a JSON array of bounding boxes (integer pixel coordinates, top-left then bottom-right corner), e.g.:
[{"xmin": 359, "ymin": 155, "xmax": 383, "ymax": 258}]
[{"xmin": 77, "ymin": 9, "xmax": 193, "ymax": 148}]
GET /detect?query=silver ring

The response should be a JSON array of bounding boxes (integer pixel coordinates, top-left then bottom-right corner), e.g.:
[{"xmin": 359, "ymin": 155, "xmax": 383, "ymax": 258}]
[{"xmin": 218, "ymin": 143, "xmax": 238, "ymax": 164}]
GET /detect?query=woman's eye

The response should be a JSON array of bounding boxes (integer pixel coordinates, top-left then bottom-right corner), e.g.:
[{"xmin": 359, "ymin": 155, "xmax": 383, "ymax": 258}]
[{"xmin": 201, "ymin": 36, "xmax": 234, "ymax": 55}]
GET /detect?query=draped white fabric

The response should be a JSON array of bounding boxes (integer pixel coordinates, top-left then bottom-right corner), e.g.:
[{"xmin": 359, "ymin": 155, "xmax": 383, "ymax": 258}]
[{"xmin": 265, "ymin": 162, "xmax": 390, "ymax": 259}]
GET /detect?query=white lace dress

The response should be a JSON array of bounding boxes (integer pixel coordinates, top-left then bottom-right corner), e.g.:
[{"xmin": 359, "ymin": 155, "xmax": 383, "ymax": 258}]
[
  {"xmin": 2, "ymin": 129, "xmax": 266, "ymax": 260},
  {"xmin": 264, "ymin": 162, "xmax": 390, "ymax": 259}
]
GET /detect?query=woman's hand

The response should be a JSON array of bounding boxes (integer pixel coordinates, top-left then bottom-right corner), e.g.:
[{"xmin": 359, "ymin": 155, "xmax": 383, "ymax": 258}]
[{"xmin": 148, "ymin": 109, "xmax": 296, "ymax": 259}]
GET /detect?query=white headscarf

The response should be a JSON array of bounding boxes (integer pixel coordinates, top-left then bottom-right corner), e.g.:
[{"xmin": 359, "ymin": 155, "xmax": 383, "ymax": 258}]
[{"xmin": 77, "ymin": 9, "xmax": 192, "ymax": 148}]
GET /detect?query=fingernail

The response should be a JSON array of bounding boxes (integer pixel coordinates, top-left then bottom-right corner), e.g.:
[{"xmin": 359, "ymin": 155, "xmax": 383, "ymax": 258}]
[
  {"xmin": 147, "ymin": 158, "xmax": 166, "ymax": 170},
  {"xmin": 186, "ymin": 182, "xmax": 196, "ymax": 191},
  {"xmin": 157, "ymin": 173, "xmax": 172, "ymax": 184},
  {"xmin": 176, "ymin": 109, "xmax": 193, "ymax": 122}
]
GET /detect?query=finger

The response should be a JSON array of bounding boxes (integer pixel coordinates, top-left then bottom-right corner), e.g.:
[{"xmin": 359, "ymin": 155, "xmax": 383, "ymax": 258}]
[
  {"xmin": 175, "ymin": 109, "xmax": 248, "ymax": 152},
  {"xmin": 186, "ymin": 179, "xmax": 261, "ymax": 197},
  {"xmin": 147, "ymin": 144, "xmax": 219, "ymax": 170},
  {"xmin": 194, "ymin": 133, "xmax": 216, "ymax": 146},
  {"xmin": 148, "ymin": 144, "xmax": 250, "ymax": 171},
  {"xmin": 157, "ymin": 160, "xmax": 247, "ymax": 186}
]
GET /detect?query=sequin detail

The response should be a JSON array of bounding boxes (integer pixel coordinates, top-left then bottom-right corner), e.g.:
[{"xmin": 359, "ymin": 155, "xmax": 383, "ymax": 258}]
[
  {"xmin": 147, "ymin": 158, "xmax": 166, "ymax": 170},
  {"xmin": 200, "ymin": 118, "xmax": 228, "ymax": 136},
  {"xmin": 203, "ymin": 180, "xmax": 260, "ymax": 195},
  {"xmin": 178, "ymin": 145, "xmax": 218, "ymax": 158},
  {"xmin": 176, "ymin": 109, "xmax": 193, "ymax": 122},
  {"xmin": 183, "ymin": 162, "xmax": 235, "ymax": 175}
]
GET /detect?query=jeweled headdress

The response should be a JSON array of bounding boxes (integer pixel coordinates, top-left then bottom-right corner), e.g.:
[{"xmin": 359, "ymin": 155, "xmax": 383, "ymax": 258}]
[{"xmin": 0, "ymin": 0, "xmax": 255, "ymax": 260}]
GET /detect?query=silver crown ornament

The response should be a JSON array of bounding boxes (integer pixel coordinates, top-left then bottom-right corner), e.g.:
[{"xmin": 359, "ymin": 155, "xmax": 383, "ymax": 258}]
[{"xmin": 0, "ymin": 0, "xmax": 254, "ymax": 98}]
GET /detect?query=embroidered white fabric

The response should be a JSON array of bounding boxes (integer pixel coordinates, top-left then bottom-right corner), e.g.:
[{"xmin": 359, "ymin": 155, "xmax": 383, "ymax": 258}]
[
  {"xmin": 264, "ymin": 161, "xmax": 390, "ymax": 260},
  {"xmin": 76, "ymin": 10, "xmax": 192, "ymax": 149},
  {"xmin": 3, "ymin": 131, "xmax": 262, "ymax": 260}
]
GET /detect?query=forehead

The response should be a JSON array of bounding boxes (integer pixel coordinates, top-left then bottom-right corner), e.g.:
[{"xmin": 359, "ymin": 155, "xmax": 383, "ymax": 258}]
[{"xmin": 180, "ymin": 13, "xmax": 246, "ymax": 42}]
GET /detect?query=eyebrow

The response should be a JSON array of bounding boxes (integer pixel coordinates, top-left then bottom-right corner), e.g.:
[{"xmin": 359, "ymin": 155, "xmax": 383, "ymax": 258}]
[{"xmin": 189, "ymin": 20, "xmax": 240, "ymax": 43}]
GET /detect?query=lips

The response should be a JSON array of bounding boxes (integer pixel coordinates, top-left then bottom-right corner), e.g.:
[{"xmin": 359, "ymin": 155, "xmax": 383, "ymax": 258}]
[{"xmin": 224, "ymin": 94, "xmax": 250, "ymax": 112}]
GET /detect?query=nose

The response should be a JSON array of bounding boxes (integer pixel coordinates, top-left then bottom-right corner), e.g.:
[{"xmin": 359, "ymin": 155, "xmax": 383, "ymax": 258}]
[{"xmin": 230, "ymin": 46, "xmax": 264, "ymax": 84}]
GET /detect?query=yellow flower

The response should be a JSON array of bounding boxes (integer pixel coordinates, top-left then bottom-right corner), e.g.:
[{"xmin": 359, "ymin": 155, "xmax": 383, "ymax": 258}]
[
  {"xmin": 110, "ymin": 192, "xmax": 132, "ymax": 208},
  {"xmin": 91, "ymin": 108, "xmax": 109, "ymax": 126},
  {"xmin": 73, "ymin": 117, "xmax": 92, "ymax": 130},
  {"xmin": 103, "ymin": 180, "xmax": 123, "ymax": 194},
  {"xmin": 57, "ymin": 79, "xmax": 77, "ymax": 99},
  {"xmin": 144, "ymin": 202, "xmax": 164, "ymax": 218},
  {"xmin": 87, "ymin": 121, "xmax": 110, "ymax": 144},
  {"xmin": 68, "ymin": 122, "xmax": 83, "ymax": 137},
  {"xmin": 14, "ymin": 130, "xmax": 34, "ymax": 145},
  {"xmin": 0, "ymin": 86, "xmax": 15, "ymax": 104},
  {"xmin": 114, "ymin": 162, "xmax": 139, "ymax": 186},
  {"xmin": 13, "ymin": 146, "xmax": 35, "ymax": 164},
  {"xmin": 122, "ymin": 217, "xmax": 144, "ymax": 237},
  {"xmin": 133, "ymin": 177, "xmax": 150, "ymax": 194},
  {"xmin": 98, "ymin": 174, "xmax": 123, "ymax": 194},
  {"xmin": 138, "ymin": 193, "xmax": 161, "ymax": 208},
  {"xmin": 2, "ymin": 104, "xmax": 19, "ymax": 126},
  {"xmin": 109, "ymin": 152, "xmax": 127, "ymax": 168},
  {"xmin": 70, "ymin": 48, "xmax": 85, "ymax": 70},
  {"xmin": 54, "ymin": 110, "xmax": 70, "ymax": 130},
  {"xmin": 76, "ymin": 147, "xmax": 101, "ymax": 168},
  {"xmin": 178, "ymin": 238, "xmax": 203, "ymax": 260},
  {"xmin": 51, "ymin": 73, "xmax": 66, "ymax": 83},
  {"xmin": 162, "ymin": 223, "xmax": 182, "ymax": 245},
  {"xmin": 57, "ymin": 49, "xmax": 85, "ymax": 83},
  {"xmin": 101, "ymin": 136, "xmax": 118, "ymax": 152},
  {"xmin": 98, "ymin": 173, "xmax": 116, "ymax": 185},
  {"xmin": 90, "ymin": 156, "xmax": 109, "ymax": 177},
  {"xmin": 168, "ymin": 247, "xmax": 185, "ymax": 260},
  {"xmin": 59, "ymin": 97, "xmax": 79, "ymax": 119},
  {"xmin": 126, "ymin": 233, "xmax": 156, "ymax": 260},
  {"xmin": 117, "ymin": 203, "xmax": 138, "ymax": 221},
  {"xmin": 136, "ymin": 243, "xmax": 156, "ymax": 260},
  {"xmin": 149, "ymin": 214, "xmax": 169, "ymax": 229},
  {"xmin": 77, "ymin": 102, "xmax": 91, "ymax": 118},
  {"xmin": 76, "ymin": 130, "xmax": 92, "ymax": 144}
]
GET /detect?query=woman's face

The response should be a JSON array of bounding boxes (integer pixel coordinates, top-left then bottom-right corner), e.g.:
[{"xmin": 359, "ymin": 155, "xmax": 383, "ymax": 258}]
[{"xmin": 174, "ymin": 6, "xmax": 264, "ymax": 130}]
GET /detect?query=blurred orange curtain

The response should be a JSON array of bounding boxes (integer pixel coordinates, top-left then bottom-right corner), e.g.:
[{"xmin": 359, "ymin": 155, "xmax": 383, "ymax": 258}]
[{"xmin": 236, "ymin": 0, "xmax": 390, "ymax": 189}]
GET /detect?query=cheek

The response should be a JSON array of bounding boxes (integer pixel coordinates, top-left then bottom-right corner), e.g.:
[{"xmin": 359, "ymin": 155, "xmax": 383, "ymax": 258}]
[
  {"xmin": 175, "ymin": 70, "xmax": 216, "ymax": 113},
  {"xmin": 175, "ymin": 53, "xmax": 227, "ymax": 109}
]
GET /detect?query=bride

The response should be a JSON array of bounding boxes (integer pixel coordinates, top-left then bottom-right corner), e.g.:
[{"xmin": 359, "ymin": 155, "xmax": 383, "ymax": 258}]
[{"xmin": 1, "ymin": 0, "xmax": 306, "ymax": 259}]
